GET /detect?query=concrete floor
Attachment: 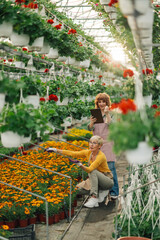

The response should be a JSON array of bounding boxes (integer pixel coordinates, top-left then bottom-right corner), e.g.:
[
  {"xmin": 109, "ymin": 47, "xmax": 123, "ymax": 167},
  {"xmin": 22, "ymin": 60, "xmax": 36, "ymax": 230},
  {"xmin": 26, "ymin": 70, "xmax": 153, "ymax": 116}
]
[{"xmin": 35, "ymin": 153, "xmax": 128, "ymax": 240}]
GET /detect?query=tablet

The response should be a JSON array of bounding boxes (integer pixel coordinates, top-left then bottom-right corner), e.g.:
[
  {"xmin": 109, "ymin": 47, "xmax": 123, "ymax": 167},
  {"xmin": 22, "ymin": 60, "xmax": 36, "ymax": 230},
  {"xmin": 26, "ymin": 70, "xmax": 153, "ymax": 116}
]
[{"xmin": 90, "ymin": 109, "xmax": 104, "ymax": 124}]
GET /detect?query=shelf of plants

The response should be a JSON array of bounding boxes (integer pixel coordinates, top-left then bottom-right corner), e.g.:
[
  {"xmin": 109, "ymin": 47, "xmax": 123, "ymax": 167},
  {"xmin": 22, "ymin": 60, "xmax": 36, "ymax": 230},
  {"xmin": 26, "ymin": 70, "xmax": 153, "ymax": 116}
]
[{"xmin": 0, "ymin": 0, "xmax": 160, "ymax": 239}]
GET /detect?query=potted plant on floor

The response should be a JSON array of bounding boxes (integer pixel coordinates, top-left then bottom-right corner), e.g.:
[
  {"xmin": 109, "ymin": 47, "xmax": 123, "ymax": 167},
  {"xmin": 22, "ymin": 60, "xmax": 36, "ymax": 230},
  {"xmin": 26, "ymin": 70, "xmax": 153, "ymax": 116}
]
[{"xmin": 1, "ymin": 204, "xmax": 17, "ymax": 229}]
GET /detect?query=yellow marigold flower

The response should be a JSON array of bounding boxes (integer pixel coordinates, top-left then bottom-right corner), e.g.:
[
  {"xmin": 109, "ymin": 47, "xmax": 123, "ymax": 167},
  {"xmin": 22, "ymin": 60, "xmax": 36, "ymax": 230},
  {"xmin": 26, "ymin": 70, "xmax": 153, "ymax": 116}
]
[{"xmin": 24, "ymin": 208, "xmax": 30, "ymax": 215}]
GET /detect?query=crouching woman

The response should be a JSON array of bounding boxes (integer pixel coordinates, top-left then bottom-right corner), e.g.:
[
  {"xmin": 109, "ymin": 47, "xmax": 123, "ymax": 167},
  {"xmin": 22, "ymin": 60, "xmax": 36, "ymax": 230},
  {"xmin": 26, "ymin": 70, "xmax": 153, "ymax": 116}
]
[{"xmin": 46, "ymin": 135, "xmax": 113, "ymax": 208}]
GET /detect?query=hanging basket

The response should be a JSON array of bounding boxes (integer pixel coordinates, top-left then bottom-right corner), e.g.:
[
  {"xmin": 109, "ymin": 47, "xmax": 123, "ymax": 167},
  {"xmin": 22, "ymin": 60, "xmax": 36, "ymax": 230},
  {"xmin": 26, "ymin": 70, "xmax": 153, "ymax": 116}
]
[
  {"xmin": 1, "ymin": 131, "xmax": 22, "ymax": 148},
  {"xmin": 56, "ymin": 97, "xmax": 69, "ymax": 106},
  {"xmin": 11, "ymin": 32, "xmax": 30, "ymax": 46},
  {"xmin": 21, "ymin": 135, "xmax": 31, "ymax": 144},
  {"xmin": 14, "ymin": 61, "xmax": 25, "ymax": 69},
  {"xmin": 56, "ymin": 56, "xmax": 67, "ymax": 62},
  {"xmin": 28, "ymin": 37, "xmax": 44, "ymax": 51},
  {"xmin": 137, "ymin": 8, "xmax": 154, "ymax": 30},
  {"xmin": 23, "ymin": 95, "xmax": 40, "ymax": 109},
  {"xmin": 66, "ymin": 57, "xmax": 76, "ymax": 65},
  {"xmin": 119, "ymin": 0, "xmax": 149, "ymax": 16},
  {"xmin": 0, "ymin": 21, "xmax": 13, "ymax": 37},
  {"xmin": 47, "ymin": 48, "xmax": 59, "ymax": 59},
  {"xmin": 0, "ymin": 93, "xmax": 5, "ymax": 112},
  {"xmin": 80, "ymin": 59, "xmax": 90, "ymax": 68},
  {"xmin": 100, "ymin": 0, "xmax": 110, "ymax": 5},
  {"xmin": 39, "ymin": 41, "xmax": 50, "ymax": 54},
  {"xmin": 125, "ymin": 141, "xmax": 153, "ymax": 165},
  {"xmin": 143, "ymin": 94, "xmax": 152, "ymax": 107}
]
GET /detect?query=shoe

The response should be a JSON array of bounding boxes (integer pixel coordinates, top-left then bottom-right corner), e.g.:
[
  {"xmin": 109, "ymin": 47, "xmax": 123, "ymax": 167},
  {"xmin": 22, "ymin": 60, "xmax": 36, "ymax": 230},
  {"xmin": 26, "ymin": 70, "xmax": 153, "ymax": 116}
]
[
  {"xmin": 110, "ymin": 195, "xmax": 118, "ymax": 200},
  {"xmin": 84, "ymin": 197, "xmax": 99, "ymax": 208},
  {"xmin": 98, "ymin": 190, "xmax": 109, "ymax": 203}
]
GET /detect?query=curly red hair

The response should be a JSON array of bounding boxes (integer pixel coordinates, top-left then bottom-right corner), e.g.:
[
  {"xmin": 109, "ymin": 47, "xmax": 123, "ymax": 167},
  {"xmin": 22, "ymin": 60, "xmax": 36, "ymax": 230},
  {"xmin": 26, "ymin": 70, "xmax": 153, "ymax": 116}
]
[{"xmin": 95, "ymin": 93, "xmax": 111, "ymax": 108}]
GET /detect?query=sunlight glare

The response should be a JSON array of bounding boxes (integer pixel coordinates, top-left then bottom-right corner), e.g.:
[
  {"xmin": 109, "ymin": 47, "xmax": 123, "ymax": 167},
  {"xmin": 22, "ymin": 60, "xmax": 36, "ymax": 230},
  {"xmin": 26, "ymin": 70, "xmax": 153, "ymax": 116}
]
[{"xmin": 110, "ymin": 48, "xmax": 126, "ymax": 64}]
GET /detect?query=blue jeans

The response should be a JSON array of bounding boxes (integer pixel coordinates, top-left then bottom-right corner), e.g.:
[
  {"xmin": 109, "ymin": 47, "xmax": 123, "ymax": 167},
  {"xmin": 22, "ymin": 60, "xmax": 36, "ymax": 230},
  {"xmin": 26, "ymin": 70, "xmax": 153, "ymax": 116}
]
[{"xmin": 107, "ymin": 161, "xmax": 119, "ymax": 196}]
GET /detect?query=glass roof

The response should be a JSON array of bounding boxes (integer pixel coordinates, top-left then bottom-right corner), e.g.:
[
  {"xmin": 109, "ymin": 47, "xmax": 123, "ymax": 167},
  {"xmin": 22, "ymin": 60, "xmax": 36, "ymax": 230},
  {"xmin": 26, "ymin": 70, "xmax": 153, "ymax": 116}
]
[{"xmin": 52, "ymin": 0, "xmax": 117, "ymax": 51}]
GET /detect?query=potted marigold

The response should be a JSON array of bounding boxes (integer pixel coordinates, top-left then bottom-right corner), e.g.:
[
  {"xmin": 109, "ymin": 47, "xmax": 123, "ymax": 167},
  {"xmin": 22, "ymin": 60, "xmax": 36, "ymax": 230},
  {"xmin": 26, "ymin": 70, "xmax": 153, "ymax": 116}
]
[
  {"xmin": 1, "ymin": 204, "xmax": 17, "ymax": 229},
  {"xmin": 108, "ymin": 99, "xmax": 160, "ymax": 165},
  {"xmin": 16, "ymin": 205, "xmax": 30, "ymax": 227}
]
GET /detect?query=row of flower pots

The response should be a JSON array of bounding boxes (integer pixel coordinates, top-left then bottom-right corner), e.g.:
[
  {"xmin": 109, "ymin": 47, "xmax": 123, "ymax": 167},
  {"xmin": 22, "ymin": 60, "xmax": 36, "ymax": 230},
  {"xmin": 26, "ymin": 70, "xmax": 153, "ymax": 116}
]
[{"xmin": 0, "ymin": 208, "xmax": 75, "ymax": 229}]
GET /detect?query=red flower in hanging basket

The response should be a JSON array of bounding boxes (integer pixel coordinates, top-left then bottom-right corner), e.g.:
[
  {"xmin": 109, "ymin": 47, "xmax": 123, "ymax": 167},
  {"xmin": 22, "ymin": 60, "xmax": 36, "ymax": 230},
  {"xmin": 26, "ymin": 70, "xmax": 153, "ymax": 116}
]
[
  {"xmin": 151, "ymin": 104, "xmax": 158, "ymax": 109},
  {"xmin": 123, "ymin": 69, "xmax": 134, "ymax": 78},
  {"xmin": 44, "ymin": 68, "xmax": 49, "ymax": 73},
  {"xmin": 78, "ymin": 42, "xmax": 83, "ymax": 46},
  {"xmin": 40, "ymin": 97, "xmax": 46, "ymax": 102},
  {"xmin": 146, "ymin": 68, "xmax": 153, "ymax": 74},
  {"xmin": 154, "ymin": 111, "xmax": 160, "ymax": 117},
  {"xmin": 102, "ymin": 83, "xmax": 106, "ymax": 86},
  {"xmin": 90, "ymin": 80, "xmax": 95, "ymax": 82},
  {"xmin": 68, "ymin": 29, "xmax": 77, "ymax": 34},
  {"xmin": 54, "ymin": 24, "xmax": 62, "ymax": 30},
  {"xmin": 108, "ymin": 0, "xmax": 118, "ymax": 7},
  {"xmin": 15, "ymin": 0, "xmax": 25, "ymax": 4},
  {"xmin": 22, "ymin": 47, "xmax": 28, "ymax": 51},
  {"xmin": 8, "ymin": 59, "xmax": 13, "ymax": 62},
  {"xmin": 47, "ymin": 19, "xmax": 54, "ymax": 24},
  {"xmin": 49, "ymin": 94, "xmax": 58, "ymax": 102},
  {"xmin": 118, "ymin": 99, "xmax": 137, "ymax": 114},
  {"xmin": 99, "ymin": 75, "xmax": 103, "ymax": 78},
  {"xmin": 27, "ymin": 2, "xmax": 38, "ymax": 8},
  {"xmin": 75, "ymin": 81, "xmax": 78, "ymax": 84}
]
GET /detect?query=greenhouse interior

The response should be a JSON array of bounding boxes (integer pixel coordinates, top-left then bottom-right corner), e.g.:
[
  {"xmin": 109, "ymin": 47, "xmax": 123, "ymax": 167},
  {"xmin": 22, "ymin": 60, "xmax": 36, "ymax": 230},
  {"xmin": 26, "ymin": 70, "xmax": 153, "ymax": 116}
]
[{"xmin": 0, "ymin": 0, "xmax": 160, "ymax": 239}]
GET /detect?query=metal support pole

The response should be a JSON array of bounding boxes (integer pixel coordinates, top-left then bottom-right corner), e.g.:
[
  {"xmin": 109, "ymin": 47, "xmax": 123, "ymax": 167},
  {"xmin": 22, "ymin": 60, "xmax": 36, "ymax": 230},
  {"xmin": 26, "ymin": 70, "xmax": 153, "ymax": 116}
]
[{"xmin": 0, "ymin": 181, "xmax": 49, "ymax": 240}]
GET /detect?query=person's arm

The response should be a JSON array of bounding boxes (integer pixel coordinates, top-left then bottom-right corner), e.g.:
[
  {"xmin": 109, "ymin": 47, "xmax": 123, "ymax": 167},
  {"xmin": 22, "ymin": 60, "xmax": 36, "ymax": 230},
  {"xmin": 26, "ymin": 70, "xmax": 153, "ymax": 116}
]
[
  {"xmin": 80, "ymin": 155, "xmax": 104, "ymax": 173},
  {"xmin": 56, "ymin": 149, "xmax": 88, "ymax": 159}
]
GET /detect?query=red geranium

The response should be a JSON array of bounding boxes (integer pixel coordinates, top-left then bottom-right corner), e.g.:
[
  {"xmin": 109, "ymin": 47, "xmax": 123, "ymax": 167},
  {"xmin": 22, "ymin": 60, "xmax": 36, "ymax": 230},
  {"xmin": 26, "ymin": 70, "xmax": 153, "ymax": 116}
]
[
  {"xmin": 75, "ymin": 81, "xmax": 78, "ymax": 84},
  {"xmin": 118, "ymin": 99, "xmax": 137, "ymax": 114},
  {"xmin": 151, "ymin": 104, "xmax": 158, "ymax": 109},
  {"xmin": 44, "ymin": 68, "xmax": 49, "ymax": 73},
  {"xmin": 40, "ymin": 97, "xmax": 45, "ymax": 102},
  {"xmin": 123, "ymin": 69, "xmax": 134, "ymax": 78},
  {"xmin": 8, "ymin": 59, "xmax": 13, "ymax": 62},
  {"xmin": 22, "ymin": 47, "xmax": 28, "ymax": 51},
  {"xmin": 47, "ymin": 19, "xmax": 54, "ymax": 24},
  {"xmin": 102, "ymin": 83, "xmax": 106, "ymax": 86},
  {"xmin": 142, "ymin": 68, "xmax": 153, "ymax": 75},
  {"xmin": 49, "ymin": 94, "xmax": 58, "ymax": 102},
  {"xmin": 78, "ymin": 42, "xmax": 83, "ymax": 46},
  {"xmin": 15, "ymin": 0, "xmax": 25, "ymax": 4},
  {"xmin": 99, "ymin": 75, "xmax": 103, "ymax": 78},
  {"xmin": 108, "ymin": 0, "xmax": 118, "ymax": 7},
  {"xmin": 54, "ymin": 24, "xmax": 62, "ymax": 30},
  {"xmin": 90, "ymin": 80, "xmax": 95, "ymax": 82},
  {"xmin": 154, "ymin": 111, "xmax": 160, "ymax": 117},
  {"xmin": 68, "ymin": 29, "xmax": 77, "ymax": 34},
  {"xmin": 27, "ymin": 2, "xmax": 38, "ymax": 8},
  {"xmin": 110, "ymin": 103, "xmax": 119, "ymax": 110}
]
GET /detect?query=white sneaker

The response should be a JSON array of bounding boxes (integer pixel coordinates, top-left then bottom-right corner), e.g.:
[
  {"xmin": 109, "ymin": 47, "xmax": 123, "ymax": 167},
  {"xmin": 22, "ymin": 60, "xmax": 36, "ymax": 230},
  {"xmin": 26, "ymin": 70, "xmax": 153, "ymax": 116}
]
[
  {"xmin": 84, "ymin": 197, "xmax": 99, "ymax": 208},
  {"xmin": 98, "ymin": 190, "xmax": 109, "ymax": 203}
]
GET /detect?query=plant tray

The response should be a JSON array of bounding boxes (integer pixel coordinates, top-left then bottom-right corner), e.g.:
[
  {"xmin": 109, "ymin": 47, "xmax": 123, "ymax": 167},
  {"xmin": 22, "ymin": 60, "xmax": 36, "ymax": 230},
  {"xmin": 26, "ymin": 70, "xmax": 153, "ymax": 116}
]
[{"xmin": 8, "ymin": 224, "xmax": 35, "ymax": 240}]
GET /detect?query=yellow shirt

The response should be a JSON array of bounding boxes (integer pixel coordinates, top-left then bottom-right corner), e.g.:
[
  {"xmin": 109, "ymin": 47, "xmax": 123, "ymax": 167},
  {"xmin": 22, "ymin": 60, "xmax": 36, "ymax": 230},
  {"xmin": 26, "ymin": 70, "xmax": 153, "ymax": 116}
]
[{"xmin": 62, "ymin": 149, "xmax": 111, "ymax": 174}]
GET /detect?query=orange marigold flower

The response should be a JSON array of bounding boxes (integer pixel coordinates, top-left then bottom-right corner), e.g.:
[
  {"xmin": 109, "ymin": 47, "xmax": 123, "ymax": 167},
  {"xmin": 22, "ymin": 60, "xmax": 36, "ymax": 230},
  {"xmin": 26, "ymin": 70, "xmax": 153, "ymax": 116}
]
[{"xmin": 2, "ymin": 225, "xmax": 9, "ymax": 230}]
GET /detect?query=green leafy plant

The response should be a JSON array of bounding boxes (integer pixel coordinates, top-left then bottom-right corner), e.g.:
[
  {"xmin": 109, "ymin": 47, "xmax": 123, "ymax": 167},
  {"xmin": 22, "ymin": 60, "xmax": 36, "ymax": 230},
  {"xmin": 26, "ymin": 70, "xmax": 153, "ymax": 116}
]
[
  {"xmin": 108, "ymin": 101, "xmax": 160, "ymax": 154},
  {"xmin": 21, "ymin": 75, "xmax": 43, "ymax": 97}
]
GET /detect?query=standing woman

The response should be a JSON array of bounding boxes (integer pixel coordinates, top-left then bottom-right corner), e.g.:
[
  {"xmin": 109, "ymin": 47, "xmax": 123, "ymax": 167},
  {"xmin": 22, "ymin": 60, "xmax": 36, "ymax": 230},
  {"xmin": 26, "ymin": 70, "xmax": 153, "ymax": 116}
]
[{"xmin": 88, "ymin": 93, "xmax": 119, "ymax": 199}]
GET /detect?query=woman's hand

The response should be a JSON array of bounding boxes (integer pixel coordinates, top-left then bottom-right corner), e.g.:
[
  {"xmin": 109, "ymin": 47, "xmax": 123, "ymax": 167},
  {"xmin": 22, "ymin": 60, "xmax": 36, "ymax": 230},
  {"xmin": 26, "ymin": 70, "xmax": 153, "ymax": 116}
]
[
  {"xmin": 90, "ymin": 116, "xmax": 97, "ymax": 126},
  {"xmin": 104, "ymin": 106, "xmax": 110, "ymax": 115}
]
